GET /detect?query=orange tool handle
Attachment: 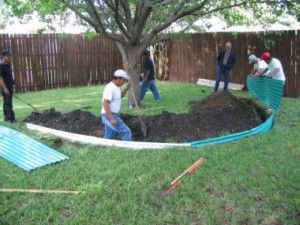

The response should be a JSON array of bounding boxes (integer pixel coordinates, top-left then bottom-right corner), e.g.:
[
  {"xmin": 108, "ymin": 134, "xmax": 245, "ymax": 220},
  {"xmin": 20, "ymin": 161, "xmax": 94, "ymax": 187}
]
[
  {"xmin": 187, "ymin": 158, "xmax": 204, "ymax": 173},
  {"xmin": 170, "ymin": 157, "xmax": 204, "ymax": 186}
]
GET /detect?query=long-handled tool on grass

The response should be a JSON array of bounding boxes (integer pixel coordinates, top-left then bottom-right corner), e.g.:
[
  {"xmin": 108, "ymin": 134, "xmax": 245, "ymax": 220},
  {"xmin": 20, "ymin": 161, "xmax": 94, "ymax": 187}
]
[
  {"xmin": 0, "ymin": 188, "xmax": 83, "ymax": 195},
  {"xmin": 130, "ymin": 84, "xmax": 147, "ymax": 138},
  {"xmin": 13, "ymin": 94, "xmax": 42, "ymax": 114},
  {"xmin": 162, "ymin": 157, "xmax": 205, "ymax": 196}
]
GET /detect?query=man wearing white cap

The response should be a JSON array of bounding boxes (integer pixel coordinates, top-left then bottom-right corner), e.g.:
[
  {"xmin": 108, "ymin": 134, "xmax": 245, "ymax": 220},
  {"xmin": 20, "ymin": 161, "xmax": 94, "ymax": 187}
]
[
  {"xmin": 101, "ymin": 69, "xmax": 132, "ymax": 141},
  {"xmin": 248, "ymin": 54, "xmax": 269, "ymax": 76}
]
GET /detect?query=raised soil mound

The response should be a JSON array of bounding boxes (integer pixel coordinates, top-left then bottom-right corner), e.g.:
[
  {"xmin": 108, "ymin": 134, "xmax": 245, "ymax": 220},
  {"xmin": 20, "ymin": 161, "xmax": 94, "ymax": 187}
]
[{"xmin": 24, "ymin": 91, "xmax": 268, "ymax": 142}]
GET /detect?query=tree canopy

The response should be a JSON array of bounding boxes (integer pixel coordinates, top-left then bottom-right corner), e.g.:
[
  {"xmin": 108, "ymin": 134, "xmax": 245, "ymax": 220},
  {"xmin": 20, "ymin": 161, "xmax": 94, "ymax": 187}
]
[
  {"xmin": 4, "ymin": 1, "xmax": 299, "ymax": 53},
  {"xmin": 0, "ymin": 0, "xmax": 12, "ymax": 29},
  {"xmin": 3, "ymin": 0, "xmax": 300, "ymax": 100}
]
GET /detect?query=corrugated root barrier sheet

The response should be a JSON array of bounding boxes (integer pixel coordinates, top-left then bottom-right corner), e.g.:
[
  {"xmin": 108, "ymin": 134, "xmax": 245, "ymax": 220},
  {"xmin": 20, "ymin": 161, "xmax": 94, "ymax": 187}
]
[{"xmin": 0, "ymin": 126, "xmax": 68, "ymax": 171}]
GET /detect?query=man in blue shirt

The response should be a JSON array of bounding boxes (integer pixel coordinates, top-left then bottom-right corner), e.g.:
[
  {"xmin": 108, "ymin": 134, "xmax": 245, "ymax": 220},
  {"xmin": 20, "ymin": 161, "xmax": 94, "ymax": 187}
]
[
  {"xmin": 214, "ymin": 42, "xmax": 236, "ymax": 92},
  {"xmin": 140, "ymin": 50, "xmax": 160, "ymax": 101},
  {"xmin": 0, "ymin": 50, "xmax": 16, "ymax": 122}
]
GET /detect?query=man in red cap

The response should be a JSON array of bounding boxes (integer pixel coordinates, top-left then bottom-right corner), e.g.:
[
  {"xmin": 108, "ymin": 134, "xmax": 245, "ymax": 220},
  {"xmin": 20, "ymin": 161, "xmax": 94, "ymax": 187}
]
[{"xmin": 258, "ymin": 52, "xmax": 286, "ymax": 83}]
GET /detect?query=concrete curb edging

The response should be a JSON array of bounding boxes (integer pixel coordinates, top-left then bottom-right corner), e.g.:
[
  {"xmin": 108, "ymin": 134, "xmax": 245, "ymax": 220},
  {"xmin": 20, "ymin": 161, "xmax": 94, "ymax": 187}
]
[
  {"xmin": 26, "ymin": 113, "xmax": 274, "ymax": 150},
  {"xmin": 26, "ymin": 123, "xmax": 191, "ymax": 150}
]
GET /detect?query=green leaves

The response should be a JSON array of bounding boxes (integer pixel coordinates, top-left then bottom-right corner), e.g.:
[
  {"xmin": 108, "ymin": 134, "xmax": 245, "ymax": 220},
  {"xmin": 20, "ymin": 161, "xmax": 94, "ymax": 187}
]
[
  {"xmin": 223, "ymin": 9, "xmax": 251, "ymax": 26},
  {"xmin": 4, "ymin": 0, "xmax": 34, "ymax": 17},
  {"xmin": 83, "ymin": 30, "xmax": 97, "ymax": 40},
  {"xmin": 4, "ymin": 0, "xmax": 299, "ymax": 38},
  {"xmin": 286, "ymin": 1, "xmax": 300, "ymax": 21},
  {"xmin": 0, "ymin": 0, "xmax": 12, "ymax": 29}
]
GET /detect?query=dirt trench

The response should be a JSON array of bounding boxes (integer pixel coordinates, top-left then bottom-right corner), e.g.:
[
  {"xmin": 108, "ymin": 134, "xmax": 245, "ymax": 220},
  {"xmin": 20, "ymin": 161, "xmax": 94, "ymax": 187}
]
[{"xmin": 24, "ymin": 91, "xmax": 268, "ymax": 142}]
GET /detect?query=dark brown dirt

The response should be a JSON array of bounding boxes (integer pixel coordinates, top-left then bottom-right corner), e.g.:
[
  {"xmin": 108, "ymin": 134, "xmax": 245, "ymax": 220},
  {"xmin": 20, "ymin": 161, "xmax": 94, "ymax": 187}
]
[{"xmin": 24, "ymin": 91, "xmax": 268, "ymax": 142}]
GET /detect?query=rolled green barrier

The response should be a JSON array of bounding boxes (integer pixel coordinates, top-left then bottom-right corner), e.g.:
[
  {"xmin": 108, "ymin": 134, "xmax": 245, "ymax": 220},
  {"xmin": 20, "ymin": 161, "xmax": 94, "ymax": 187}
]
[
  {"xmin": 190, "ymin": 113, "xmax": 274, "ymax": 148},
  {"xmin": 190, "ymin": 76, "xmax": 283, "ymax": 148},
  {"xmin": 247, "ymin": 76, "xmax": 284, "ymax": 112}
]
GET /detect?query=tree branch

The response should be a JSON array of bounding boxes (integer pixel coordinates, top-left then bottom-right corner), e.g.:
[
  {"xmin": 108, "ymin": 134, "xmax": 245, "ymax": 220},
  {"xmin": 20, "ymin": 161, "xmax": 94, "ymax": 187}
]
[
  {"xmin": 120, "ymin": 0, "xmax": 133, "ymax": 30},
  {"xmin": 60, "ymin": 0, "xmax": 127, "ymax": 45},
  {"xmin": 151, "ymin": 0, "xmax": 210, "ymax": 35},
  {"xmin": 132, "ymin": 1, "xmax": 145, "ymax": 33},
  {"xmin": 101, "ymin": 0, "xmax": 132, "ymax": 41},
  {"xmin": 131, "ymin": 4, "xmax": 152, "ymax": 45},
  {"xmin": 150, "ymin": 0, "xmax": 283, "ymax": 35}
]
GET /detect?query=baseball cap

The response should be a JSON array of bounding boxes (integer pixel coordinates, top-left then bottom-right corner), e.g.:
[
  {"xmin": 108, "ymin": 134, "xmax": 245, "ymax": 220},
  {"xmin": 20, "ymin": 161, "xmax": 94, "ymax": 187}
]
[
  {"xmin": 114, "ymin": 69, "xmax": 130, "ymax": 80},
  {"xmin": 2, "ymin": 50, "xmax": 12, "ymax": 56},
  {"xmin": 248, "ymin": 54, "xmax": 257, "ymax": 64},
  {"xmin": 261, "ymin": 52, "xmax": 271, "ymax": 61}
]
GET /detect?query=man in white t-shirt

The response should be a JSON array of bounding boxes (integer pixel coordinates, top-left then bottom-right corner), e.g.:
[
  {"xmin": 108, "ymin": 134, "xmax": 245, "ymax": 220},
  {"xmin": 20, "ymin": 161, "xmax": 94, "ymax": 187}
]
[
  {"xmin": 101, "ymin": 69, "xmax": 132, "ymax": 141},
  {"xmin": 248, "ymin": 54, "xmax": 269, "ymax": 76},
  {"xmin": 259, "ymin": 52, "xmax": 286, "ymax": 82}
]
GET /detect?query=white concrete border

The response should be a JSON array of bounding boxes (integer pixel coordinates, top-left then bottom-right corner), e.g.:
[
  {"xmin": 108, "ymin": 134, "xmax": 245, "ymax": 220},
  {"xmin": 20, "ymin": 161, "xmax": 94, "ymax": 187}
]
[
  {"xmin": 197, "ymin": 78, "xmax": 244, "ymax": 90},
  {"xmin": 26, "ymin": 123, "xmax": 191, "ymax": 150}
]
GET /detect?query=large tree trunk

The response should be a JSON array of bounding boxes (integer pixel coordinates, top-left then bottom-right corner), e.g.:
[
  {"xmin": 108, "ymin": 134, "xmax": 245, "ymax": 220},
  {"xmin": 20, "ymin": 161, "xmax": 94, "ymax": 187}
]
[
  {"xmin": 127, "ymin": 59, "xmax": 142, "ymax": 107},
  {"xmin": 116, "ymin": 43, "xmax": 144, "ymax": 106}
]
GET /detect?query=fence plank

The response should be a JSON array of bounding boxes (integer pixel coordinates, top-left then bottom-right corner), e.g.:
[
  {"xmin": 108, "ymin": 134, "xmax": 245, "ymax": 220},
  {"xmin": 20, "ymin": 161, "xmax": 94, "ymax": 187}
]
[{"xmin": 0, "ymin": 34, "xmax": 122, "ymax": 92}]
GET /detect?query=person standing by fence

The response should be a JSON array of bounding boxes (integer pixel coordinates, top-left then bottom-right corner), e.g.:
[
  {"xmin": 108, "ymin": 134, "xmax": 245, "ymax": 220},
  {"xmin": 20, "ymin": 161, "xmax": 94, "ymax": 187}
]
[
  {"xmin": 101, "ymin": 69, "xmax": 132, "ymax": 141},
  {"xmin": 0, "ymin": 50, "xmax": 16, "ymax": 122},
  {"xmin": 140, "ymin": 50, "xmax": 161, "ymax": 101},
  {"xmin": 214, "ymin": 42, "xmax": 236, "ymax": 92}
]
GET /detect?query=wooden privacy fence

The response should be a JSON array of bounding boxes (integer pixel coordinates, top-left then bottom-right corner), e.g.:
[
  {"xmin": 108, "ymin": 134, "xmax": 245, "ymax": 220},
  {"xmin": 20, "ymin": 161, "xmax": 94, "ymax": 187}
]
[
  {"xmin": 0, "ymin": 34, "xmax": 122, "ymax": 92},
  {"xmin": 154, "ymin": 30, "xmax": 300, "ymax": 97},
  {"xmin": 0, "ymin": 31, "xmax": 299, "ymax": 97}
]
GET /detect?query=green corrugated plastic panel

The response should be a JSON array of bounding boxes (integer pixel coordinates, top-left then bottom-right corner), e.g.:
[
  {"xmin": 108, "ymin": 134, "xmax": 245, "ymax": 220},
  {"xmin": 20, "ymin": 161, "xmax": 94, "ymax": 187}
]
[
  {"xmin": 190, "ymin": 113, "xmax": 274, "ymax": 148},
  {"xmin": 247, "ymin": 76, "xmax": 284, "ymax": 112},
  {"xmin": 190, "ymin": 77, "xmax": 280, "ymax": 148},
  {"xmin": 0, "ymin": 126, "xmax": 68, "ymax": 171}
]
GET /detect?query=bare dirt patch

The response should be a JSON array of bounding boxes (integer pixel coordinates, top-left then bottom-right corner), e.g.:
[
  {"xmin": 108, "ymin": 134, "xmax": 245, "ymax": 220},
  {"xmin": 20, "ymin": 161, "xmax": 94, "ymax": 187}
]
[{"xmin": 24, "ymin": 91, "xmax": 268, "ymax": 142}]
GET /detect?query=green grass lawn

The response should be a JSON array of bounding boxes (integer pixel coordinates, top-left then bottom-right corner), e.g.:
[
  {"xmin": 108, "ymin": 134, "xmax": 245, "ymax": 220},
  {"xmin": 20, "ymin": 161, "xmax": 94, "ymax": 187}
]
[{"xmin": 0, "ymin": 82, "xmax": 299, "ymax": 225}]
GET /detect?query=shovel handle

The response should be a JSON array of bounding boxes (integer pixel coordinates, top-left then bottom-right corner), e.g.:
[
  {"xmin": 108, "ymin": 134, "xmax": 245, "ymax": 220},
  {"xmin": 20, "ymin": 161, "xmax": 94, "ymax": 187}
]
[
  {"xmin": 169, "ymin": 157, "xmax": 204, "ymax": 186},
  {"xmin": 187, "ymin": 158, "xmax": 204, "ymax": 174},
  {"xmin": 129, "ymin": 84, "xmax": 147, "ymax": 137},
  {"xmin": 14, "ymin": 94, "xmax": 39, "ymax": 111}
]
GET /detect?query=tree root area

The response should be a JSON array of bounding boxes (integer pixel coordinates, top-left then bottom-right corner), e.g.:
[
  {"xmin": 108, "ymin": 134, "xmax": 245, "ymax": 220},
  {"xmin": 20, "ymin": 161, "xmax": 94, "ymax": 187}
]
[{"xmin": 24, "ymin": 91, "xmax": 269, "ymax": 143}]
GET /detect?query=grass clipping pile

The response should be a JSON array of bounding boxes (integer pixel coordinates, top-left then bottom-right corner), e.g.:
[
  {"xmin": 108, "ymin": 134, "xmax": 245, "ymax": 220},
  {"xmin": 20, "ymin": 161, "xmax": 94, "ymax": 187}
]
[{"xmin": 25, "ymin": 91, "xmax": 268, "ymax": 143}]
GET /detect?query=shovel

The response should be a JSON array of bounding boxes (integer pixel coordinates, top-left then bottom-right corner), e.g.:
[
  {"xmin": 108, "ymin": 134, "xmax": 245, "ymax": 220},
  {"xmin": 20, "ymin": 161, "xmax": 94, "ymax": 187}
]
[
  {"xmin": 14, "ymin": 94, "xmax": 42, "ymax": 115},
  {"xmin": 130, "ymin": 84, "xmax": 147, "ymax": 138}
]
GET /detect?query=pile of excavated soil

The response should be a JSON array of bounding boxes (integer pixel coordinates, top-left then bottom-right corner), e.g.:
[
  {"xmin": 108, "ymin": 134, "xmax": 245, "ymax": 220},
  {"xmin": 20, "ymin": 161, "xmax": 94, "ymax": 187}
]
[{"xmin": 24, "ymin": 91, "xmax": 268, "ymax": 142}]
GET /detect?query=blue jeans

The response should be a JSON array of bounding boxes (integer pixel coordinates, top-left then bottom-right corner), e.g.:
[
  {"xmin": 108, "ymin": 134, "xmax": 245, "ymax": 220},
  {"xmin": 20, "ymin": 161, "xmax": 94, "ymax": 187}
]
[
  {"xmin": 101, "ymin": 114, "xmax": 132, "ymax": 141},
  {"xmin": 214, "ymin": 67, "xmax": 231, "ymax": 91},
  {"xmin": 140, "ymin": 80, "xmax": 161, "ymax": 101}
]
